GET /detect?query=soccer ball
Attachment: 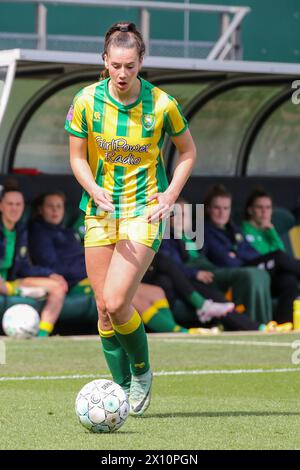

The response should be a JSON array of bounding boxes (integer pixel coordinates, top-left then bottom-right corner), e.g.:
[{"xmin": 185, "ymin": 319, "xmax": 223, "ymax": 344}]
[
  {"xmin": 2, "ymin": 304, "xmax": 40, "ymax": 339},
  {"xmin": 75, "ymin": 379, "xmax": 129, "ymax": 433}
]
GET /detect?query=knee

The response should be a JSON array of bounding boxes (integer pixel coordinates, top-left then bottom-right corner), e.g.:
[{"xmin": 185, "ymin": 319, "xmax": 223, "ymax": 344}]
[
  {"xmin": 94, "ymin": 296, "xmax": 107, "ymax": 316},
  {"xmin": 232, "ymin": 268, "xmax": 254, "ymax": 284},
  {"xmin": 103, "ymin": 292, "xmax": 128, "ymax": 317},
  {"xmin": 153, "ymin": 286, "xmax": 165, "ymax": 299},
  {"xmin": 240, "ymin": 267, "xmax": 270, "ymax": 285}
]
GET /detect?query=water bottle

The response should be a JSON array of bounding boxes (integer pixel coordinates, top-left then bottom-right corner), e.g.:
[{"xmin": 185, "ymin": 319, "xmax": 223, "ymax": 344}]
[{"xmin": 293, "ymin": 298, "xmax": 300, "ymax": 330}]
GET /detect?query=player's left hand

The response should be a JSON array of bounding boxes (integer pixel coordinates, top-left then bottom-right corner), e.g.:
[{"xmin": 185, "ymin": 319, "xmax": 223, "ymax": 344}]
[{"xmin": 147, "ymin": 192, "xmax": 175, "ymax": 223}]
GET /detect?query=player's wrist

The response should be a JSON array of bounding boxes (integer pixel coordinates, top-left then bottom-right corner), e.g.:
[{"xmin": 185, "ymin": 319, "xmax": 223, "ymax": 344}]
[
  {"xmin": 164, "ymin": 187, "xmax": 179, "ymax": 205},
  {"xmin": 89, "ymin": 183, "xmax": 102, "ymax": 197}
]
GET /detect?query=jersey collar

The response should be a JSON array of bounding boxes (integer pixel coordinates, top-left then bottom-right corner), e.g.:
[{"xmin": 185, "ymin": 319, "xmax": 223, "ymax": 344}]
[{"xmin": 104, "ymin": 76, "xmax": 143, "ymax": 110}]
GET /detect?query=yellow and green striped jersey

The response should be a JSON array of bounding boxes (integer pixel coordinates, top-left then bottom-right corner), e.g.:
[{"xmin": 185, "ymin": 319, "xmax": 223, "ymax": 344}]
[{"xmin": 65, "ymin": 77, "xmax": 188, "ymax": 218}]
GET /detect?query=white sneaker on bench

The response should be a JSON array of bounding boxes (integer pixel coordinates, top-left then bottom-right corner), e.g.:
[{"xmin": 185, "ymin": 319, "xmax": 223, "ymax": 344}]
[
  {"xmin": 197, "ymin": 300, "xmax": 235, "ymax": 323},
  {"xmin": 19, "ymin": 287, "xmax": 47, "ymax": 300}
]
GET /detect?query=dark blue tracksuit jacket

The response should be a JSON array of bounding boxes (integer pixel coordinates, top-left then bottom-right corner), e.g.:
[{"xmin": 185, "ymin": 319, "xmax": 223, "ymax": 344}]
[
  {"xmin": 29, "ymin": 218, "xmax": 87, "ymax": 287},
  {"xmin": 202, "ymin": 220, "xmax": 259, "ymax": 268},
  {"xmin": 0, "ymin": 220, "xmax": 53, "ymax": 280}
]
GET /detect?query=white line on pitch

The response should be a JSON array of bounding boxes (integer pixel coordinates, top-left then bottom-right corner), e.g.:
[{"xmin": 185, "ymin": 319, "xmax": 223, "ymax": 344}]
[
  {"xmin": 0, "ymin": 374, "xmax": 108, "ymax": 382},
  {"xmin": 155, "ymin": 368, "xmax": 300, "ymax": 376},
  {"xmin": 162, "ymin": 339, "xmax": 294, "ymax": 347},
  {"xmin": 1, "ymin": 367, "xmax": 300, "ymax": 382}
]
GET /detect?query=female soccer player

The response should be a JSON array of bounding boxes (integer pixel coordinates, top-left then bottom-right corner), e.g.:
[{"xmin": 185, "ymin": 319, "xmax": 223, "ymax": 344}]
[{"xmin": 65, "ymin": 21, "xmax": 196, "ymax": 415}]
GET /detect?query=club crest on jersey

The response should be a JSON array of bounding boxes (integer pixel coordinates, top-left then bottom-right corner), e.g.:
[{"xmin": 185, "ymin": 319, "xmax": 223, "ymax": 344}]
[
  {"xmin": 93, "ymin": 111, "xmax": 101, "ymax": 121},
  {"xmin": 142, "ymin": 114, "xmax": 155, "ymax": 131}
]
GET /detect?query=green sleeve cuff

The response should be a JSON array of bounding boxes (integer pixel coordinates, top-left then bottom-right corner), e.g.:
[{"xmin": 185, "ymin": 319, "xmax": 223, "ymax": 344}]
[
  {"xmin": 170, "ymin": 123, "xmax": 188, "ymax": 137},
  {"xmin": 64, "ymin": 126, "xmax": 87, "ymax": 139}
]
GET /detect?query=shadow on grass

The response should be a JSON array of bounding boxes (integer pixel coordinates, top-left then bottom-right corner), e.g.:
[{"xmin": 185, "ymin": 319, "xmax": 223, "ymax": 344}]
[
  {"xmin": 143, "ymin": 411, "xmax": 300, "ymax": 419},
  {"xmin": 84, "ymin": 428, "xmax": 138, "ymax": 436}
]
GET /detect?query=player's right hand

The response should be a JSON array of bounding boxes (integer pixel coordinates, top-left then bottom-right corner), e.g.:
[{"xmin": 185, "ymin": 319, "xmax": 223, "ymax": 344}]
[{"xmin": 92, "ymin": 187, "xmax": 114, "ymax": 212}]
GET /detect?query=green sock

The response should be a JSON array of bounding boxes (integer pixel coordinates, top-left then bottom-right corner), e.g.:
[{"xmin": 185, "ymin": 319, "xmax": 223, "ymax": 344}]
[
  {"xmin": 4, "ymin": 281, "xmax": 21, "ymax": 296},
  {"xmin": 112, "ymin": 309, "xmax": 150, "ymax": 376},
  {"xmin": 37, "ymin": 329, "xmax": 49, "ymax": 337},
  {"xmin": 37, "ymin": 320, "xmax": 54, "ymax": 337},
  {"xmin": 142, "ymin": 298, "xmax": 188, "ymax": 333},
  {"xmin": 187, "ymin": 291, "xmax": 205, "ymax": 309},
  {"xmin": 98, "ymin": 324, "xmax": 131, "ymax": 391}
]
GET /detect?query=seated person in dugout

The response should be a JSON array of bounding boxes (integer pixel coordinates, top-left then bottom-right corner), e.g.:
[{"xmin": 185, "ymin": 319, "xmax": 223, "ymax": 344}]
[
  {"xmin": 29, "ymin": 191, "xmax": 210, "ymax": 335},
  {"xmin": 203, "ymin": 184, "xmax": 298, "ymax": 328},
  {"xmin": 154, "ymin": 213, "xmax": 275, "ymax": 332},
  {"xmin": 29, "ymin": 191, "xmax": 88, "ymax": 294},
  {"xmin": 143, "ymin": 251, "xmax": 261, "ymax": 332},
  {"xmin": 174, "ymin": 197, "xmax": 273, "ymax": 327},
  {"xmin": 0, "ymin": 184, "xmax": 68, "ymax": 337},
  {"xmin": 242, "ymin": 187, "xmax": 286, "ymax": 255},
  {"xmin": 133, "ymin": 282, "xmax": 218, "ymax": 335}
]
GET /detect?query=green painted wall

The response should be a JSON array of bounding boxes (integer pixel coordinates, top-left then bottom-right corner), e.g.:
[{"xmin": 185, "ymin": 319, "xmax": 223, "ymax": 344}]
[
  {"xmin": 193, "ymin": 0, "xmax": 300, "ymax": 62},
  {"xmin": 0, "ymin": 0, "xmax": 300, "ymax": 62}
]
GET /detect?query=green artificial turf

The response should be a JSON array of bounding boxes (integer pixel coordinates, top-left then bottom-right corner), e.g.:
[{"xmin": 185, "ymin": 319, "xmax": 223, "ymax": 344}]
[{"xmin": 0, "ymin": 333, "xmax": 300, "ymax": 450}]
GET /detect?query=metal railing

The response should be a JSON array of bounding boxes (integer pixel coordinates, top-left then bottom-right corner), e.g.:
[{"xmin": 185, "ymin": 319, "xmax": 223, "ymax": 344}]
[{"xmin": 0, "ymin": 0, "xmax": 251, "ymax": 60}]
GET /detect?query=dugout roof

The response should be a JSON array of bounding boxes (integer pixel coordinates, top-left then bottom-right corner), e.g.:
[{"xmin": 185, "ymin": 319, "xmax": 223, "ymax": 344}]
[{"xmin": 0, "ymin": 48, "xmax": 300, "ymax": 187}]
